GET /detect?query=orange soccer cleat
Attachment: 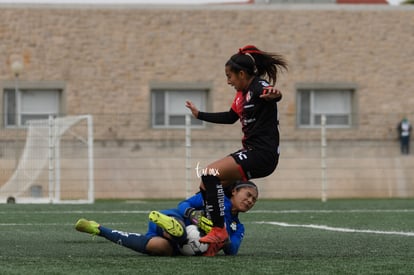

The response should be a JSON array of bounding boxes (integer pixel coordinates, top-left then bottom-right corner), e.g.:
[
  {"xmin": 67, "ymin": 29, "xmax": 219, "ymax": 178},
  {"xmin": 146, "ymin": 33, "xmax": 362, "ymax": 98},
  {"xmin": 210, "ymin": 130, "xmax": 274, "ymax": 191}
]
[
  {"xmin": 203, "ymin": 241, "xmax": 225, "ymax": 256},
  {"xmin": 199, "ymin": 226, "xmax": 228, "ymax": 244}
]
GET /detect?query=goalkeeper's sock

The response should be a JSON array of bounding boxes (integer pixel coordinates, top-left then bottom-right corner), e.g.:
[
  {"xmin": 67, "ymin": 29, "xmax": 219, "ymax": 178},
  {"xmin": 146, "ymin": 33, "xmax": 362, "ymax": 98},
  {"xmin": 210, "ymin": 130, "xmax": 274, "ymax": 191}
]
[
  {"xmin": 202, "ymin": 175, "xmax": 225, "ymax": 228},
  {"xmin": 99, "ymin": 226, "xmax": 151, "ymax": 254}
]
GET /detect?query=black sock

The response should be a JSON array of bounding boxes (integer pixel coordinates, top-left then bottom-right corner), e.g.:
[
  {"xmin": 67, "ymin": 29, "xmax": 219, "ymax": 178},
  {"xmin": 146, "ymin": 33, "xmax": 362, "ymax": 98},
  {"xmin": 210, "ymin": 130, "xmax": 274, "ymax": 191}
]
[
  {"xmin": 99, "ymin": 226, "xmax": 151, "ymax": 254},
  {"xmin": 201, "ymin": 175, "xmax": 225, "ymax": 228},
  {"xmin": 199, "ymin": 187, "xmax": 206, "ymax": 202}
]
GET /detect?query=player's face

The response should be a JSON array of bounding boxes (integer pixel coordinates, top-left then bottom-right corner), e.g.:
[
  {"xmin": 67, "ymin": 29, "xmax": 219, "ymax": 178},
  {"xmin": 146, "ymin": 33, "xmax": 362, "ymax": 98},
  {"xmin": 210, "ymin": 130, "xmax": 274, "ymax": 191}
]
[
  {"xmin": 225, "ymin": 65, "xmax": 246, "ymax": 91},
  {"xmin": 231, "ymin": 186, "xmax": 258, "ymax": 213}
]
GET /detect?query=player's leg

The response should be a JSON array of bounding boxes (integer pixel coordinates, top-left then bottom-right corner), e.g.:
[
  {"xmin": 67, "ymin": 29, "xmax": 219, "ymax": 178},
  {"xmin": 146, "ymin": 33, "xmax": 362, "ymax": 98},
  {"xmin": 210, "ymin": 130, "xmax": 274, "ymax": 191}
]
[
  {"xmin": 75, "ymin": 218, "xmax": 153, "ymax": 254},
  {"xmin": 148, "ymin": 210, "xmax": 184, "ymax": 238},
  {"xmin": 145, "ymin": 237, "xmax": 174, "ymax": 256},
  {"xmin": 199, "ymin": 149, "xmax": 278, "ymax": 256},
  {"xmin": 198, "ymin": 156, "xmax": 243, "ymax": 255},
  {"xmin": 148, "ymin": 209, "xmax": 188, "ymax": 246},
  {"xmin": 201, "ymin": 155, "xmax": 243, "ymax": 225}
]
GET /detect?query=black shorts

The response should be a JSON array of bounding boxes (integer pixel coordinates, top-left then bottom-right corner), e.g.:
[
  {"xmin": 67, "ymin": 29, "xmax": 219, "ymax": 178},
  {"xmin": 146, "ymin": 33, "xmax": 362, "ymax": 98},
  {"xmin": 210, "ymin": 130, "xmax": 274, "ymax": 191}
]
[{"xmin": 230, "ymin": 149, "xmax": 279, "ymax": 180}]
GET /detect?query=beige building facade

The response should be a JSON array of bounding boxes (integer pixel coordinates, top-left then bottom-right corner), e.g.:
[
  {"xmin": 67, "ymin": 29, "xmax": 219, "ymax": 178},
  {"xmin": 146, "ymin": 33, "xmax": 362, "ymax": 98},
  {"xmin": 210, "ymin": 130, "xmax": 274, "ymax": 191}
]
[{"xmin": 0, "ymin": 4, "xmax": 413, "ymax": 200}]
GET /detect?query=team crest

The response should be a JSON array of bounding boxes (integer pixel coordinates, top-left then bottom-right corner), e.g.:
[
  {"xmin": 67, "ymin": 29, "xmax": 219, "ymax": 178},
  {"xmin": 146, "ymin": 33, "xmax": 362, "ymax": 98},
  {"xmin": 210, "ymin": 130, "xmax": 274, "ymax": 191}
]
[
  {"xmin": 230, "ymin": 222, "xmax": 237, "ymax": 231},
  {"xmin": 245, "ymin": 91, "xmax": 252, "ymax": 102}
]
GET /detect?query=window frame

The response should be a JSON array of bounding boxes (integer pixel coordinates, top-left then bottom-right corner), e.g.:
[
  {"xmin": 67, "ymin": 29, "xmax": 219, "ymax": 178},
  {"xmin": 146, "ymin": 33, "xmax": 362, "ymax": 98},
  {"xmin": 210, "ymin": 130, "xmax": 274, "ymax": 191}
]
[
  {"xmin": 2, "ymin": 81, "xmax": 66, "ymax": 129},
  {"xmin": 150, "ymin": 82, "xmax": 210, "ymax": 129},
  {"xmin": 296, "ymin": 83, "xmax": 357, "ymax": 129}
]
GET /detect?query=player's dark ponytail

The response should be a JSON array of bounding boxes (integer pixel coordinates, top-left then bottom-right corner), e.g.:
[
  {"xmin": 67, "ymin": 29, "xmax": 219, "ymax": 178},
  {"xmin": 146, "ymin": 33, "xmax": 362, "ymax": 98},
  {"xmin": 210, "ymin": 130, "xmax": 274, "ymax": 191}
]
[{"xmin": 226, "ymin": 45, "xmax": 288, "ymax": 86}]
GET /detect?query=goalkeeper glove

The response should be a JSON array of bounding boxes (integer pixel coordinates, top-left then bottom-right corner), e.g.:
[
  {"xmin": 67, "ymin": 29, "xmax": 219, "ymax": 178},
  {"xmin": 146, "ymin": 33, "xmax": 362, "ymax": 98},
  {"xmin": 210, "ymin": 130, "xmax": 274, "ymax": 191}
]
[{"xmin": 184, "ymin": 208, "xmax": 213, "ymax": 234}]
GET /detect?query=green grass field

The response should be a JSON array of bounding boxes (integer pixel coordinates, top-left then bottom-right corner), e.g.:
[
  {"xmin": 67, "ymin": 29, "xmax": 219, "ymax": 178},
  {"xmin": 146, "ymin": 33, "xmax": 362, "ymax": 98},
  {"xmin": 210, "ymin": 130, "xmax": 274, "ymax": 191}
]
[{"xmin": 2, "ymin": 199, "xmax": 414, "ymax": 274}]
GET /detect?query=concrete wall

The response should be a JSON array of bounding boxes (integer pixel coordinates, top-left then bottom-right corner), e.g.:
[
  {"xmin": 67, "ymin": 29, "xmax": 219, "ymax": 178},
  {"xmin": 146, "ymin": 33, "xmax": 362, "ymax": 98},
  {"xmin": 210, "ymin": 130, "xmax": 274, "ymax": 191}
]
[{"xmin": 0, "ymin": 4, "xmax": 413, "ymax": 199}]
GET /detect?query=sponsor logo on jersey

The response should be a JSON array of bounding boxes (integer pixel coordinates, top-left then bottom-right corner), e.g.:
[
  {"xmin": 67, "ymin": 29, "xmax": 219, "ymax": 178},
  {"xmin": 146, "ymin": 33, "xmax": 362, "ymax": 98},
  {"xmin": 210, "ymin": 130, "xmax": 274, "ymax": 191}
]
[{"xmin": 243, "ymin": 118, "xmax": 256, "ymax": 125}]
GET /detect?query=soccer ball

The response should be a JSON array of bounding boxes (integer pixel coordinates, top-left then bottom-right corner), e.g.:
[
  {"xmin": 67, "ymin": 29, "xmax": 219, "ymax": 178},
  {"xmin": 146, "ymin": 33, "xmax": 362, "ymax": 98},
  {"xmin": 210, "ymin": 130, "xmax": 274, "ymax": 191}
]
[{"xmin": 178, "ymin": 225, "xmax": 209, "ymax": 256}]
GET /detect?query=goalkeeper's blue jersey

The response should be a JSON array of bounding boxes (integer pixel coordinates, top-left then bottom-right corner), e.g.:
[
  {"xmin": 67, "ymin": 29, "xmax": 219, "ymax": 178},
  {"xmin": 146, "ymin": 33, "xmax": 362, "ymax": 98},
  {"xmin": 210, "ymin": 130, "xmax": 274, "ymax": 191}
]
[{"xmin": 177, "ymin": 192, "xmax": 245, "ymax": 255}]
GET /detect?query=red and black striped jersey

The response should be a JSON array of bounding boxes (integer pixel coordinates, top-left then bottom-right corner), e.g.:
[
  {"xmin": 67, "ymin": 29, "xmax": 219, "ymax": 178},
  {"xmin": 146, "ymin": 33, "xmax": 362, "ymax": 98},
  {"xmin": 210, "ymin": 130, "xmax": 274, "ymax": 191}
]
[{"xmin": 198, "ymin": 77, "xmax": 280, "ymax": 153}]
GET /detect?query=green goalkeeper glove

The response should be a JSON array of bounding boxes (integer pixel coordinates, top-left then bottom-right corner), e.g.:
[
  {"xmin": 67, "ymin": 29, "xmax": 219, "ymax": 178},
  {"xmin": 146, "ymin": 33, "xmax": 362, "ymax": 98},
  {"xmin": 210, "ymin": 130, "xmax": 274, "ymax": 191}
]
[{"xmin": 184, "ymin": 208, "xmax": 213, "ymax": 234}]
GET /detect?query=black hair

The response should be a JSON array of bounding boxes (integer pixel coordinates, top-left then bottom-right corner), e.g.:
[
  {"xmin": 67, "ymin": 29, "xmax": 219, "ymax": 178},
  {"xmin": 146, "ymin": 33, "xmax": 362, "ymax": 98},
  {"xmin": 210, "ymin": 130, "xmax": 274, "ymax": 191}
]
[
  {"xmin": 224, "ymin": 180, "xmax": 259, "ymax": 198},
  {"xmin": 225, "ymin": 45, "xmax": 288, "ymax": 86}
]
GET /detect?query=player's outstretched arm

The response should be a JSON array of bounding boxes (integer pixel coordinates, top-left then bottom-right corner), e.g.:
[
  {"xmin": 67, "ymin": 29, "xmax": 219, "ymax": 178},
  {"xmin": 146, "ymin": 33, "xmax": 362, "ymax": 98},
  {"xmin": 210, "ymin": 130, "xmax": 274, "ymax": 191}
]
[
  {"xmin": 260, "ymin": 86, "xmax": 282, "ymax": 102},
  {"xmin": 185, "ymin": 101, "xmax": 199, "ymax": 118}
]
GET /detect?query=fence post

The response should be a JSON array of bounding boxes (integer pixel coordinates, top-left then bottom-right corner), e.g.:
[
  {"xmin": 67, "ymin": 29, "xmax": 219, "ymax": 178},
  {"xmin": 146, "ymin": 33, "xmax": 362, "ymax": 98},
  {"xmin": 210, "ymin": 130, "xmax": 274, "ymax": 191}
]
[
  {"xmin": 87, "ymin": 115, "xmax": 95, "ymax": 203},
  {"xmin": 321, "ymin": 114, "xmax": 327, "ymax": 202},
  {"xmin": 185, "ymin": 114, "xmax": 192, "ymax": 198},
  {"xmin": 48, "ymin": 115, "xmax": 54, "ymax": 203}
]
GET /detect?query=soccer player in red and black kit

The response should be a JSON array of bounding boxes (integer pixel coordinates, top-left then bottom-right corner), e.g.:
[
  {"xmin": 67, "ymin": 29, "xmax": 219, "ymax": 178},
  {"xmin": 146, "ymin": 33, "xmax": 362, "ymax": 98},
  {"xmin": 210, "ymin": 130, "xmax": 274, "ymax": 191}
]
[{"xmin": 185, "ymin": 45, "xmax": 288, "ymax": 256}]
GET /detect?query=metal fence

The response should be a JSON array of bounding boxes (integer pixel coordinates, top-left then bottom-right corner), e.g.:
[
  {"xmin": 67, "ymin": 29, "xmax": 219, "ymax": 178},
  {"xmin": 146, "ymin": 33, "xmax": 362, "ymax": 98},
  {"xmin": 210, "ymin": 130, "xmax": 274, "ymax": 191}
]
[{"xmin": 0, "ymin": 113, "xmax": 413, "ymax": 201}]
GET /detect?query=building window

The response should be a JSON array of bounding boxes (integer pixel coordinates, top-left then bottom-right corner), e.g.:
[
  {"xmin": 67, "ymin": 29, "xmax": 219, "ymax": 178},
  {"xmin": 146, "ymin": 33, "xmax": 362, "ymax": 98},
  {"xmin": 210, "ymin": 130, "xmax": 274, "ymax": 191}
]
[
  {"xmin": 151, "ymin": 85, "xmax": 208, "ymax": 128},
  {"xmin": 4, "ymin": 88, "xmax": 62, "ymax": 128},
  {"xmin": 297, "ymin": 84, "xmax": 356, "ymax": 128}
]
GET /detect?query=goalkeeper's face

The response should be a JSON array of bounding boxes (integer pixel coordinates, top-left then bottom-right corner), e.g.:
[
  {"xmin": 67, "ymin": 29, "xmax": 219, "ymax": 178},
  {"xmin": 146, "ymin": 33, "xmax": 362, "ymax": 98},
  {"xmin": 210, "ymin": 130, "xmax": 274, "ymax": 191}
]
[{"xmin": 231, "ymin": 186, "xmax": 258, "ymax": 213}]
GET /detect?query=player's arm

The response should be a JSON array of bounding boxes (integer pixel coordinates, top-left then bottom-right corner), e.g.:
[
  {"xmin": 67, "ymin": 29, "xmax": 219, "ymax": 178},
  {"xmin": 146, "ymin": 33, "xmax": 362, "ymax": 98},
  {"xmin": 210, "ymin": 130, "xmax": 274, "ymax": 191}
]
[
  {"xmin": 185, "ymin": 100, "xmax": 238, "ymax": 124},
  {"xmin": 177, "ymin": 192, "xmax": 204, "ymax": 215},
  {"xmin": 222, "ymin": 223, "xmax": 245, "ymax": 255},
  {"xmin": 260, "ymin": 86, "xmax": 282, "ymax": 102},
  {"xmin": 177, "ymin": 193, "xmax": 213, "ymax": 234},
  {"xmin": 197, "ymin": 108, "xmax": 239, "ymax": 124}
]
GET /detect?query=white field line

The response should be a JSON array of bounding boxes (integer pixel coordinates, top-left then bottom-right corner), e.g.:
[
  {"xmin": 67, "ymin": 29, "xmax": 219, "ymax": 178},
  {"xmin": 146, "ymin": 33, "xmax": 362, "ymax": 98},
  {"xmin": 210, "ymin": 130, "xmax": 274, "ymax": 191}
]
[
  {"xmin": 249, "ymin": 209, "xmax": 414, "ymax": 214},
  {"xmin": 2, "ymin": 209, "xmax": 414, "ymax": 235},
  {"xmin": 255, "ymin": 221, "xmax": 414, "ymax": 237},
  {"xmin": 0, "ymin": 222, "xmax": 129, "ymax": 226},
  {"xmin": 1, "ymin": 209, "xmax": 414, "ymax": 215},
  {"xmin": 0, "ymin": 210, "xmax": 151, "ymax": 214}
]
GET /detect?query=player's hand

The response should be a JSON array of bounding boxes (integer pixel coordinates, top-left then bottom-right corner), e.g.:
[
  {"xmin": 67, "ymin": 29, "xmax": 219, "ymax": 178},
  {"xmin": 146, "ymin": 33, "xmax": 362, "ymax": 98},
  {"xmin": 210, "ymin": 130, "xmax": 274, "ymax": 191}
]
[
  {"xmin": 197, "ymin": 216, "xmax": 213, "ymax": 234},
  {"xmin": 186, "ymin": 209, "xmax": 213, "ymax": 234},
  {"xmin": 185, "ymin": 101, "xmax": 199, "ymax": 118},
  {"xmin": 260, "ymin": 86, "xmax": 282, "ymax": 101}
]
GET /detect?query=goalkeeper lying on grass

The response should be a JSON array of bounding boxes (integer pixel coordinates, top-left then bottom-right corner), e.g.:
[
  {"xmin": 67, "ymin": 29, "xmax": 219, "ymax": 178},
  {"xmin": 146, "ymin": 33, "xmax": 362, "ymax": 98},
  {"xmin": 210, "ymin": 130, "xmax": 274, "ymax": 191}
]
[{"xmin": 75, "ymin": 180, "xmax": 258, "ymax": 256}]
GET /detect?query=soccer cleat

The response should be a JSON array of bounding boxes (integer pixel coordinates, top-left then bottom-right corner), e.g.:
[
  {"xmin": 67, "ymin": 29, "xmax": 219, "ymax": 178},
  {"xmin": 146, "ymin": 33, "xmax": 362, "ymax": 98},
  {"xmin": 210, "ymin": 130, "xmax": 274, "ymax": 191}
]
[
  {"xmin": 75, "ymin": 218, "xmax": 100, "ymax": 235},
  {"xmin": 149, "ymin": 211, "xmax": 184, "ymax": 237},
  {"xmin": 199, "ymin": 226, "xmax": 228, "ymax": 244},
  {"xmin": 203, "ymin": 241, "xmax": 225, "ymax": 257}
]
